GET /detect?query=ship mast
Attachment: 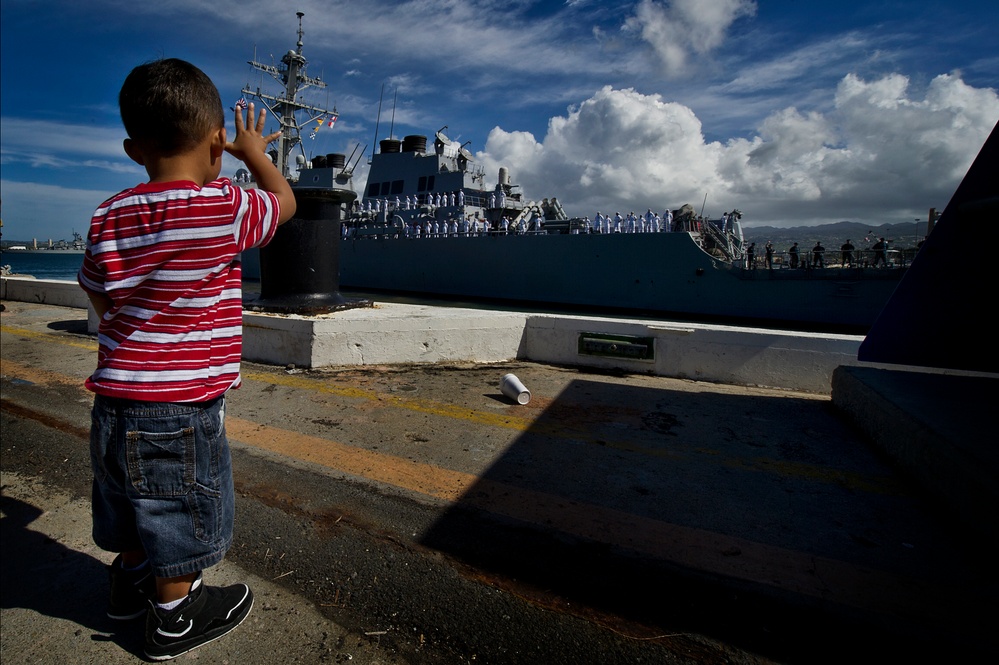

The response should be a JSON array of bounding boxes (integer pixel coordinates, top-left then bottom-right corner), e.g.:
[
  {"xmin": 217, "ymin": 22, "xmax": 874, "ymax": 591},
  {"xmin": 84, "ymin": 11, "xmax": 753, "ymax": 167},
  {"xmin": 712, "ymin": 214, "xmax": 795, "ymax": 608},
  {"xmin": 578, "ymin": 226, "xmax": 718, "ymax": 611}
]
[{"xmin": 241, "ymin": 11, "xmax": 334, "ymax": 180}]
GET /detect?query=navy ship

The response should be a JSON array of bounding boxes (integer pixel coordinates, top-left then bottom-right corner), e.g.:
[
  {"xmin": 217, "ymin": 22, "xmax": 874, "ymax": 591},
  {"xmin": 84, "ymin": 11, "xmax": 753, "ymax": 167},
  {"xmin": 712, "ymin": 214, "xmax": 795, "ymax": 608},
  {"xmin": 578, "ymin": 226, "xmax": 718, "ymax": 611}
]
[
  {"xmin": 242, "ymin": 15, "xmax": 905, "ymax": 331},
  {"xmin": 332, "ymin": 135, "xmax": 902, "ymax": 331}
]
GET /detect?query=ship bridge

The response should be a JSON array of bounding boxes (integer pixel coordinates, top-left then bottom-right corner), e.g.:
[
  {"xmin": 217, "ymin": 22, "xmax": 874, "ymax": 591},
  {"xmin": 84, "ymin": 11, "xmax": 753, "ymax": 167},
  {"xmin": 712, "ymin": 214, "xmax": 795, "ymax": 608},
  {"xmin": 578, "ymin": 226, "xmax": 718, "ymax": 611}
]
[{"xmin": 363, "ymin": 130, "xmax": 493, "ymax": 206}]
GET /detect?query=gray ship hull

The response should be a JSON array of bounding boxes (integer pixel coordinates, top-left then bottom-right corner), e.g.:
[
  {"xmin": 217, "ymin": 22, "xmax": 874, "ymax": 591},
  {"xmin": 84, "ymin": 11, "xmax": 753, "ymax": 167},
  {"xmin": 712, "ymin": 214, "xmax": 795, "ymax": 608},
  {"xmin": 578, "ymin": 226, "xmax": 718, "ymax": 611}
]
[{"xmin": 337, "ymin": 231, "xmax": 901, "ymax": 330}]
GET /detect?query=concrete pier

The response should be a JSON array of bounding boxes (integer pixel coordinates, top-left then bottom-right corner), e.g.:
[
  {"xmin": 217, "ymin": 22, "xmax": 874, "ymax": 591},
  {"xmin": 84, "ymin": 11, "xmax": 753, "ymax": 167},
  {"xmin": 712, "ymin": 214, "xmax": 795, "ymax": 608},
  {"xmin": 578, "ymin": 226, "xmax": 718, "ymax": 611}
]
[{"xmin": 2, "ymin": 278, "xmax": 996, "ymax": 663}]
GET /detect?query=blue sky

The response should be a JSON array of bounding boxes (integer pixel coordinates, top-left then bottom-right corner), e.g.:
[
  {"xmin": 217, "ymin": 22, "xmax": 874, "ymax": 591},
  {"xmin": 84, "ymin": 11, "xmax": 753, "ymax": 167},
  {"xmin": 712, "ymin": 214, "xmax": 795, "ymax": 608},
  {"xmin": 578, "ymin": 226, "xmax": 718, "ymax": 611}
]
[{"xmin": 2, "ymin": 0, "xmax": 998, "ymax": 243}]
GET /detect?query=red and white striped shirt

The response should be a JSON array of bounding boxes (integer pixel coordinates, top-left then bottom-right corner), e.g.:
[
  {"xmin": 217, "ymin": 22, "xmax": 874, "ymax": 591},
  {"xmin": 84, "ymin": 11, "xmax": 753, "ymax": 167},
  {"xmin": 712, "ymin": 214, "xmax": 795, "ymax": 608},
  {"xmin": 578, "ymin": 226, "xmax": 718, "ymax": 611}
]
[{"xmin": 78, "ymin": 178, "xmax": 280, "ymax": 402}]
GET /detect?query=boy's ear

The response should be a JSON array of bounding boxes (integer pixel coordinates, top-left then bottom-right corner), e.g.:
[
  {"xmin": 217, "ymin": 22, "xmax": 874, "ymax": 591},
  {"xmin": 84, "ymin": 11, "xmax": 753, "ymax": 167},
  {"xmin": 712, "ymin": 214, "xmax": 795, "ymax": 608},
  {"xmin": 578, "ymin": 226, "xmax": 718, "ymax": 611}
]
[
  {"xmin": 210, "ymin": 127, "xmax": 226, "ymax": 161},
  {"xmin": 123, "ymin": 138, "xmax": 145, "ymax": 166}
]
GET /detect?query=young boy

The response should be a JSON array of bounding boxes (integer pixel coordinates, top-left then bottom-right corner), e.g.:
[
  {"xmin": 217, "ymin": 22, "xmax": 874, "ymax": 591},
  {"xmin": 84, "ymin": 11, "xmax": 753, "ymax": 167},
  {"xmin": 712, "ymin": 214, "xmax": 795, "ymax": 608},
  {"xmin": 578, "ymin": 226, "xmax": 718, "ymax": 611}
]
[{"xmin": 77, "ymin": 58, "xmax": 296, "ymax": 660}]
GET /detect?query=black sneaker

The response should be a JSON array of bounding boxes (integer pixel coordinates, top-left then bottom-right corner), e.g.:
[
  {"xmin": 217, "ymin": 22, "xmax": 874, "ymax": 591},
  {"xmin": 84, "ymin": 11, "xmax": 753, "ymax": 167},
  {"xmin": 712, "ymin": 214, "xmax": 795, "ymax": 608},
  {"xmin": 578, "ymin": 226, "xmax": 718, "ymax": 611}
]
[
  {"xmin": 144, "ymin": 574, "xmax": 253, "ymax": 661},
  {"xmin": 107, "ymin": 554, "xmax": 156, "ymax": 620}
]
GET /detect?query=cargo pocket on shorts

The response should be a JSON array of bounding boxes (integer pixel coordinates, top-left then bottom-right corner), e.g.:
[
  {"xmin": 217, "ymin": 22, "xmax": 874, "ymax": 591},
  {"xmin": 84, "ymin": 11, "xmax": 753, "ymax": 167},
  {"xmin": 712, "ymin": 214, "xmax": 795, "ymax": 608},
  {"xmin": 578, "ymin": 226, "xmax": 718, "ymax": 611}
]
[{"xmin": 126, "ymin": 427, "xmax": 196, "ymax": 497}]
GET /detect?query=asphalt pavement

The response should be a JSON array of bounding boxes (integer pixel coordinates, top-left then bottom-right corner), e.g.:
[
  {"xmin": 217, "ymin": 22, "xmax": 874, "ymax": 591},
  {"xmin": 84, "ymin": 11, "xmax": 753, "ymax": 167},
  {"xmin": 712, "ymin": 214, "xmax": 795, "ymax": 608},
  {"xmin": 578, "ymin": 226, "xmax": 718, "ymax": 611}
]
[{"xmin": 2, "ymin": 300, "xmax": 995, "ymax": 664}]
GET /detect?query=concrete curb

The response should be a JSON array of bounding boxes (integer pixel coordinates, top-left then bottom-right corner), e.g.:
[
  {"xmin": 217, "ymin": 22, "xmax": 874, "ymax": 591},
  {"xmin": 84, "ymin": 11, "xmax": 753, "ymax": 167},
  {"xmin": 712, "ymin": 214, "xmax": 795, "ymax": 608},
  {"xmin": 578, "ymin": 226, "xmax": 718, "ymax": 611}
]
[
  {"xmin": 1, "ymin": 276, "xmax": 90, "ymax": 309},
  {"xmin": 2, "ymin": 275, "xmax": 973, "ymax": 395}
]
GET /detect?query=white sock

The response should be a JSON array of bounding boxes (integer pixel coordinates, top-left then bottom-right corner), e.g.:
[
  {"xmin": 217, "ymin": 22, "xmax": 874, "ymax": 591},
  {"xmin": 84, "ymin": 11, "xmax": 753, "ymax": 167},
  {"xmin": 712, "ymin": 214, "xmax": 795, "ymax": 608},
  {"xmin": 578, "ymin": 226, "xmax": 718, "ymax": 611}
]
[
  {"xmin": 156, "ymin": 597, "xmax": 185, "ymax": 611},
  {"xmin": 155, "ymin": 574, "xmax": 202, "ymax": 611}
]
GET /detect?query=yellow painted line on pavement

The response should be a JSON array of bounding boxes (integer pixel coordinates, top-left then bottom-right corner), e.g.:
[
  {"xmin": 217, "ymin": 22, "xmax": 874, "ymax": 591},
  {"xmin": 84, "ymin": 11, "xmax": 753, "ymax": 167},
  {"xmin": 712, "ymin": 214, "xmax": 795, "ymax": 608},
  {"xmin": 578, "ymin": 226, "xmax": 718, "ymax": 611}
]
[
  {"xmin": 227, "ymin": 417, "xmax": 474, "ymax": 503},
  {"xmin": 0, "ymin": 358, "xmax": 90, "ymax": 388},
  {"xmin": 2, "ymin": 328, "xmax": 900, "ymax": 495},
  {"xmin": 240, "ymin": 369, "xmax": 900, "ymax": 495},
  {"xmin": 1, "ymin": 325, "xmax": 98, "ymax": 351},
  {"xmin": 241, "ymin": 369, "xmax": 537, "ymax": 433}
]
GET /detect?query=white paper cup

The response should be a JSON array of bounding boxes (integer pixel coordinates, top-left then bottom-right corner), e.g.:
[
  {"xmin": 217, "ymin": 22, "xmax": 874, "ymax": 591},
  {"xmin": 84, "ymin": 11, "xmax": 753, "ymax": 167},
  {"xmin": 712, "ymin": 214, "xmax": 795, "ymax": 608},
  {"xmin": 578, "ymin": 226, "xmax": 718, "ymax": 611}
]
[{"xmin": 499, "ymin": 373, "xmax": 531, "ymax": 405}]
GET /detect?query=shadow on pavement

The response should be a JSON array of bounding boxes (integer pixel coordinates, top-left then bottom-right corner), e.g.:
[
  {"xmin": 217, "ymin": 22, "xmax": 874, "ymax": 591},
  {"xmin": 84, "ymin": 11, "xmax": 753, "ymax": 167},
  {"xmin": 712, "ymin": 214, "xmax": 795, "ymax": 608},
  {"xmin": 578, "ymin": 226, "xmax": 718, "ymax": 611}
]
[
  {"xmin": 47, "ymin": 319, "xmax": 91, "ymax": 335},
  {"xmin": 0, "ymin": 494, "xmax": 146, "ymax": 659},
  {"xmin": 421, "ymin": 378, "xmax": 992, "ymax": 663}
]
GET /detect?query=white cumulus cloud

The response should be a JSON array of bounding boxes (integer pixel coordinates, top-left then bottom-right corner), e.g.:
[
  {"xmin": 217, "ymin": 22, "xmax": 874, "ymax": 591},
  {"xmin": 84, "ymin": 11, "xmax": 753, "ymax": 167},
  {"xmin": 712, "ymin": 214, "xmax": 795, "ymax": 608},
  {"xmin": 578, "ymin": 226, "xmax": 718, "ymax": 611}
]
[{"xmin": 475, "ymin": 73, "xmax": 999, "ymax": 227}]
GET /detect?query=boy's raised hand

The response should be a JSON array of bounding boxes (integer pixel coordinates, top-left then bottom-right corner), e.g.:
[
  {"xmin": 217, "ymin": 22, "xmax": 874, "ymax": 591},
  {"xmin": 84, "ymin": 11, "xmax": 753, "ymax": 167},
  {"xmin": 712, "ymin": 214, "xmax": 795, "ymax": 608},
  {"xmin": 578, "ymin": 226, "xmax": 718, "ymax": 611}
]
[
  {"xmin": 225, "ymin": 101, "xmax": 296, "ymax": 223},
  {"xmin": 226, "ymin": 102, "xmax": 281, "ymax": 161}
]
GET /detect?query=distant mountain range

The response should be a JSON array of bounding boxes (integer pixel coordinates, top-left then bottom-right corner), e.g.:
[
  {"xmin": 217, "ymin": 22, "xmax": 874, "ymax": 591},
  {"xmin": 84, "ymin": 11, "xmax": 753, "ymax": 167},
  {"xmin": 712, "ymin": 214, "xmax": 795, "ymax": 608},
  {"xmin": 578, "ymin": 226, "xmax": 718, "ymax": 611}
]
[{"xmin": 742, "ymin": 220, "xmax": 930, "ymax": 250}]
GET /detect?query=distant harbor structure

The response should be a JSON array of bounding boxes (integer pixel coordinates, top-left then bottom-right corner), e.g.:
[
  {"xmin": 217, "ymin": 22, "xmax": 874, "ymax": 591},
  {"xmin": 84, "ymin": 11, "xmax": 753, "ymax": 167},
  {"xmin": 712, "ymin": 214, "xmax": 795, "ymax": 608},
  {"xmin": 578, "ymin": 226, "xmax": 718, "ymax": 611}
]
[{"xmin": 2, "ymin": 232, "xmax": 86, "ymax": 254}]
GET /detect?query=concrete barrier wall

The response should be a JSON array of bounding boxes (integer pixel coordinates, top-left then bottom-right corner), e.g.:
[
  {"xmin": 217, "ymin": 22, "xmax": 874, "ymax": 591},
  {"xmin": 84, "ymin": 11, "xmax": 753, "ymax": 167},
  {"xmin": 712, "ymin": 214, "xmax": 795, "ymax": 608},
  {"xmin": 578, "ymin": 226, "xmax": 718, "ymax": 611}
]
[
  {"xmin": 3, "ymin": 276, "xmax": 877, "ymax": 394},
  {"xmin": 522, "ymin": 315, "xmax": 864, "ymax": 394},
  {"xmin": 2, "ymin": 277, "xmax": 90, "ymax": 309}
]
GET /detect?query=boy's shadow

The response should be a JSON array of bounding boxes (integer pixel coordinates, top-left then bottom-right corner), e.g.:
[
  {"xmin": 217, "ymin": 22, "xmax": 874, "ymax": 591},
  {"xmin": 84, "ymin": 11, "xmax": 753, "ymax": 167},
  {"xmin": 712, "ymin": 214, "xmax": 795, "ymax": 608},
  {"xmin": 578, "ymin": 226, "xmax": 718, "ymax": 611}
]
[{"xmin": 0, "ymin": 494, "xmax": 145, "ymax": 658}]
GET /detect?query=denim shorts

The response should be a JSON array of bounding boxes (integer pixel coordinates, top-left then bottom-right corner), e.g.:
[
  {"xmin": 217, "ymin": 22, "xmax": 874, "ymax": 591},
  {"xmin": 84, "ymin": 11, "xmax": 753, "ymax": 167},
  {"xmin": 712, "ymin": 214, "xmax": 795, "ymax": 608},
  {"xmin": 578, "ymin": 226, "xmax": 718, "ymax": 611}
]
[{"xmin": 89, "ymin": 394, "xmax": 234, "ymax": 578}]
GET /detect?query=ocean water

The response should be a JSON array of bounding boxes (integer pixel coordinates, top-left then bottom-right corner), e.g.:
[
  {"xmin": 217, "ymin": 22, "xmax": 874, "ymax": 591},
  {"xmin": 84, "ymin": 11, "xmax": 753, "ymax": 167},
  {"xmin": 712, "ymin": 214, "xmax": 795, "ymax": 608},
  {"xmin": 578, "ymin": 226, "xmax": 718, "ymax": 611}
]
[{"xmin": 1, "ymin": 252, "xmax": 84, "ymax": 282}]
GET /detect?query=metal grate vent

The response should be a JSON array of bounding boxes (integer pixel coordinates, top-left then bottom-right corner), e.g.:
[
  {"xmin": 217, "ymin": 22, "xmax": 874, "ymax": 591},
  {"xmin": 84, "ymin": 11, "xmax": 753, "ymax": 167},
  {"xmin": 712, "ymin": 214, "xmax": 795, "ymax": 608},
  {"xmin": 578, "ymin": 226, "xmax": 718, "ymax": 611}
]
[{"xmin": 578, "ymin": 333, "xmax": 655, "ymax": 360}]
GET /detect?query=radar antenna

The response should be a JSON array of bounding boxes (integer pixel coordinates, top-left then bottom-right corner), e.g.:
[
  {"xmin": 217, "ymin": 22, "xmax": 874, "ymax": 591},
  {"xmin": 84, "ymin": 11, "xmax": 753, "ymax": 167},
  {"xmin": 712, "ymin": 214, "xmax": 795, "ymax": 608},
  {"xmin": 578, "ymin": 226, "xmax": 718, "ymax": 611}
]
[{"xmin": 241, "ymin": 12, "xmax": 337, "ymax": 180}]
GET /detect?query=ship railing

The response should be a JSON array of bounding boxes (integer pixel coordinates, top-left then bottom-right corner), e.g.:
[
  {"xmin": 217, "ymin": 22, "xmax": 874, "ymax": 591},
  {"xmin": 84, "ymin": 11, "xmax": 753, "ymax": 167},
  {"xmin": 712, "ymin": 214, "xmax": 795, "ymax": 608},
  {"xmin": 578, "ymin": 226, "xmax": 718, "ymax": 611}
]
[
  {"xmin": 741, "ymin": 247, "xmax": 918, "ymax": 270},
  {"xmin": 698, "ymin": 220, "xmax": 739, "ymax": 262}
]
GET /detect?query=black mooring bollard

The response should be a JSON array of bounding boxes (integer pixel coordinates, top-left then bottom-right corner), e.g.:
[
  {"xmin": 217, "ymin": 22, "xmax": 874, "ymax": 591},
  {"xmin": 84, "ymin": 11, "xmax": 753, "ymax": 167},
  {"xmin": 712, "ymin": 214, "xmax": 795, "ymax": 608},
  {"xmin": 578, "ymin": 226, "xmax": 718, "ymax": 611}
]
[{"xmin": 251, "ymin": 187, "xmax": 371, "ymax": 314}]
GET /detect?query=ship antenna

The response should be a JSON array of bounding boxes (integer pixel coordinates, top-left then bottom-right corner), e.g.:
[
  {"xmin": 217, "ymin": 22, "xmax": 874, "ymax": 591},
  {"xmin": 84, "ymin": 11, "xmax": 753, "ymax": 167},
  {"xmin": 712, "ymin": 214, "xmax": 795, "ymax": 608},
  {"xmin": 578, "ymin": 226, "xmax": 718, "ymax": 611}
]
[
  {"xmin": 240, "ymin": 12, "xmax": 334, "ymax": 180},
  {"xmin": 296, "ymin": 11, "xmax": 305, "ymax": 54},
  {"xmin": 370, "ymin": 84, "xmax": 384, "ymax": 163},
  {"xmin": 343, "ymin": 143, "xmax": 365, "ymax": 177}
]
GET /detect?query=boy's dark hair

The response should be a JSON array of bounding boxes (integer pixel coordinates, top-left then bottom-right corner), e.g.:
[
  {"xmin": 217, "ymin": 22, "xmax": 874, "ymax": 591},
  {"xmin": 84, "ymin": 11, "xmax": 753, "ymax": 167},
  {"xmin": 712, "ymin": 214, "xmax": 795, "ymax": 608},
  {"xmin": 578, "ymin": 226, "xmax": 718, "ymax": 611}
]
[{"xmin": 119, "ymin": 58, "xmax": 225, "ymax": 156}]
